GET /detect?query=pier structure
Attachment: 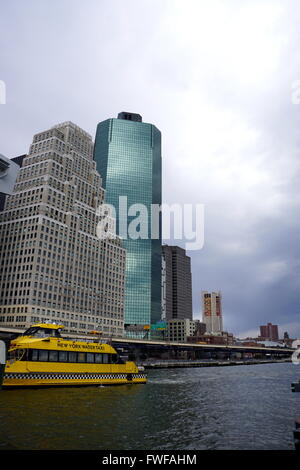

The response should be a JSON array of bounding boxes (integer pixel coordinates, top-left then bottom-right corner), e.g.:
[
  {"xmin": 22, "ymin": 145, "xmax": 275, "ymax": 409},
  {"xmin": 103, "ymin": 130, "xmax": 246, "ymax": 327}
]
[{"xmin": 0, "ymin": 326, "xmax": 294, "ymax": 364}]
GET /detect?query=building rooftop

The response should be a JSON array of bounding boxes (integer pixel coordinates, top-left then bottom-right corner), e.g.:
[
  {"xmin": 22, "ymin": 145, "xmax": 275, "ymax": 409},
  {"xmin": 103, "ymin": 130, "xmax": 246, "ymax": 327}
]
[
  {"xmin": 117, "ymin": 112, "xmax": 142, "ymax": 122},
  {"xmin": 51, "ymin": 121, "xmax": 93, "ymax": 140}
]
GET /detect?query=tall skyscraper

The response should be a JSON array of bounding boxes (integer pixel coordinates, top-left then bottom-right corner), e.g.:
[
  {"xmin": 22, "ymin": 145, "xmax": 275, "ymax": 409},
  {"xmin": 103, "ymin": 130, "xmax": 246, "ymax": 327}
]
[
  {"xmin": 202, "ymin": 291, "xmax": 223, "ymax": 333},
  {"xmin": 93, "ymin": 112, "xmax": 162, "ymax": 334},
  {"xmin": 162, "ymin": 245, "xmax": 193, "ymax": 321},
  {"xmin": 0, "ymin": 122, "xmax": 125, "ymax": 336},
  {"xmin": 260, "ymin": 323, "xmax": 279, "ymax": 341}
]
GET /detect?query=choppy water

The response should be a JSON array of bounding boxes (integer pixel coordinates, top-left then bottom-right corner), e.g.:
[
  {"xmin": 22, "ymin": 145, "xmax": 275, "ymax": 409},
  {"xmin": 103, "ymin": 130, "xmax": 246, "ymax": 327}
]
[{"xmin": 0, "ymin": 362, "xmax": 299, "ymax": 450}]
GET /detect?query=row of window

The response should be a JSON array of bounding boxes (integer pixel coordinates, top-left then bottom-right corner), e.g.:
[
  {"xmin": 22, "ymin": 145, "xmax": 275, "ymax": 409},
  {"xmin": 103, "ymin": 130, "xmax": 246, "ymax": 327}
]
[{"xmin": 12, "ymin": 348, "xmax": 120, "ymax": 364}]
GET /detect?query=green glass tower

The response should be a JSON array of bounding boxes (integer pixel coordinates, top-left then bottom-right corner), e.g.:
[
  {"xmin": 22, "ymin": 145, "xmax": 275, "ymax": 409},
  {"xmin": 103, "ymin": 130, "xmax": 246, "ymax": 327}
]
[{"xmin": 93, "ymin": 112, "xmax": 162, "ymax": 334}]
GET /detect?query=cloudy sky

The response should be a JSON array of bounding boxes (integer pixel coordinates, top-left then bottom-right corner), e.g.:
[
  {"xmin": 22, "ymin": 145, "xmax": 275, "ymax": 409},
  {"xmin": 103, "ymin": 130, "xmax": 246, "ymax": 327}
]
[{"xmin": 1, "ymin": 0, "xmax": 300, "ymax": 338}]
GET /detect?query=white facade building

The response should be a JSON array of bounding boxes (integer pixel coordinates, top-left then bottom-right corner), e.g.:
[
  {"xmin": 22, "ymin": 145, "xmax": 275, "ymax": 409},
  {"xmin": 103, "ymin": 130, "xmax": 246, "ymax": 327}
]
[{"xmin": 0, "ymin": 122, "xmax": 126, "ymax": 336}]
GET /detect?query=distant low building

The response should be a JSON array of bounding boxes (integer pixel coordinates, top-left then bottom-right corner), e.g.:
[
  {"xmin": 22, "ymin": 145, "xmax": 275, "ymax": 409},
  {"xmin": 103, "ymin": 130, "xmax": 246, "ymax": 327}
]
[
  {"xmin": 188, "ymin": 331, "xmax": 234, "ymax": 346},
  {"xmin": 188, "ymin": 333, "xmax": 226, "ymax": 346},
  {"xmin": 240, "ymin": 341, "xmax": 264, "ymax": 347},
  {"xmin": 222, "ymin": 331, "xmax": 235, "ymax": 345},
  {"xmin": 236, "ymin": 337, "xmax": 288, "ymax": 348},
  {"xmin": 258, "ymin": 340, "xmax": 287, "ymax": 348}
]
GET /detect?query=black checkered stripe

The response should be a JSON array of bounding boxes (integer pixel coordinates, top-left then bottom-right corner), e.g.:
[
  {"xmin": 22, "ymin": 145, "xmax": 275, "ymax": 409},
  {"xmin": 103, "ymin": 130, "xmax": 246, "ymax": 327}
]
[{"xmin": 4, "ymin": 372, "xmax": 147, "ymax": 381}]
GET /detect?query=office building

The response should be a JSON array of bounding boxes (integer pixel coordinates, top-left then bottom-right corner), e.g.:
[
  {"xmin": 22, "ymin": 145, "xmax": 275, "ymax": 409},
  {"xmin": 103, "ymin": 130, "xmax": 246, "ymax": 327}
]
[
  {"xmin": 166, "ymin": 318, "xmax": 200, "ymax": 343},
  {"xmin": 93, "ymin": 112, "xmax": 162, "ymax": 334},
  {"xmin": 162, "ymin": 245, "xmax": 193, "ymax": 321},
  {"xmin": 260, "ymin": 323, "xmax": 279, "ymax": 342},
  {"xmin": 202, "ymin": 291, "xmax": 223, "ymax": 333},
  {"xmin": 0, "ymin": 122, "xmax": 126, "ymax": 336}
]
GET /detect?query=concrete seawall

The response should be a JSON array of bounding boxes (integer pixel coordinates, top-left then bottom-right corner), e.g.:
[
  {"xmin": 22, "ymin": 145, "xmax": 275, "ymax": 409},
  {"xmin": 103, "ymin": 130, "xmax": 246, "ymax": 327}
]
[{"xmin": 142, "ymin": 359, "xmax": 292, "ymax": 369}]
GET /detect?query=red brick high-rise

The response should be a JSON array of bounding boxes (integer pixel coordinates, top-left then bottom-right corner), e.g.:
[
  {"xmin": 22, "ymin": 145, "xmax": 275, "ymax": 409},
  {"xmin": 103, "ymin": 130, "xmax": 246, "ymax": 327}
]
[{"xmin": 260, "ymin": 323, "xmax": 279, "ymax": 341}]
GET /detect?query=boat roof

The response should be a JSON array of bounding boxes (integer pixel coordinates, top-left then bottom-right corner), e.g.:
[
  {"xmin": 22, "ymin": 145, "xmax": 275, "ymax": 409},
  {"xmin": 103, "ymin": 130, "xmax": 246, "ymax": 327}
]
[{"xmin": 30, "ymin": 323, "xmax": 65, "ymax": 330}]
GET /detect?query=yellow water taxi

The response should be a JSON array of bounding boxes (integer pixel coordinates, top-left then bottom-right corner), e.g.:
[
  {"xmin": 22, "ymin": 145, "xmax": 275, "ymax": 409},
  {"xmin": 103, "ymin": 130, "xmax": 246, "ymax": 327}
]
[{"xmin": 2, "ymin": 323, "xmax": 147, "ymax": 388}]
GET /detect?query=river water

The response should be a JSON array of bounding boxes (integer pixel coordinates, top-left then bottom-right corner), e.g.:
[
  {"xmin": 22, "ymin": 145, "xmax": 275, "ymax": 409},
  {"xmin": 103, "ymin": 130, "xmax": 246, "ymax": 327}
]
[{"xmin": 0, "ymin": 362, "xmax": 299, "ymax": 450}]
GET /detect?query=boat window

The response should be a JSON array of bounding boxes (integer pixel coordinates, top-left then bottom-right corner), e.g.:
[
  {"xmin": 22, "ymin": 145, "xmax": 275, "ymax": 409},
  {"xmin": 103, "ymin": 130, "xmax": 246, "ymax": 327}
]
[
  {"xmin": 31, "ymin": 349, "xmax": 39, "ymax": 361},
  {"xmin": 95, "ymin": 353, "xmax": 103, "ymax": 364},
  {"xmin": 17, "ymin": 349, "xmax": 26, "ymax": 361},
  {"xmin": 49, "ymin": 350, "xmax": 58, "ymax": 362},
  {"xmin": 49, "ymin": 329, "xmax": 61, "ymax": 337},
  {"xmin": 24, "ymin": 327, "xmax": 47, "ymax": 338},
  {"xmin": 24, "ymin": 349, "xmax": 115, "ymax": 364},
  {"xmin": 102, "ymin": 353, "xmax": 109, "ymax": 364},
  {"xmin": 36, "ymin": 329, "xmax": 49, "ymax": 338},
  {"xmin": 23, "ymin": 327, "xmax": 61, "ymax": 338},
  {"xmin": 86, "ymin": 353, "xmax": 94, "ymax": 363},
  {"xmin": 77, "ymin": 352, "xmax": 86, "ymax": 363},
  {"xmin": 8, "ymin": 349, "xmax": 26, "ymax": 362},
  {"xmin": 111, "ymin": 354, "xmax": 118, "ymax": 363},
  {"xmin": 68, "ymin": 351, "xmax": 77, "ymax": 363},
  {"xmin": 23, "ymin": 327, "xmax": 39, "ymax": 337},
  {"xmin": 38, "ymin": 350, "xmax": 49, "ymax": 362},
  {"xmin": 58, "ymin": 351, "xmax": 68, "ymax": 362}
]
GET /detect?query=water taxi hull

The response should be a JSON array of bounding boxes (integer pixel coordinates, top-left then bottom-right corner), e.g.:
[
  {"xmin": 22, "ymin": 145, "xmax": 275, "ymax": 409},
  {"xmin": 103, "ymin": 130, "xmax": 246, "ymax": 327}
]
[
  {"xmin": 3, "ymin": 323, "xmax": 147, "ymax": 388},
  {"xmin": 3, "ymin": 371, "xmax": 147, "ymax": 388}
]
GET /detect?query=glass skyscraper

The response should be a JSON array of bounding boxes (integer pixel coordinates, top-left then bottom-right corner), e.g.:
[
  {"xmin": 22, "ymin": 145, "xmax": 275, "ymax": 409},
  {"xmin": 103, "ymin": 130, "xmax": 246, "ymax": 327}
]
[{"xmin": 93, "ymin": 112, "xmax": 162, "ymax": 334}]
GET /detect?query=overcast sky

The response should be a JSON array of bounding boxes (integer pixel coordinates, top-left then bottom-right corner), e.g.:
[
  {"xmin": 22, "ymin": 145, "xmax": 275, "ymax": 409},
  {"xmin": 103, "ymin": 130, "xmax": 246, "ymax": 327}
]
[{"xmin": 1, "ymin": 0, "xmax": 300, "ymax": 338}]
